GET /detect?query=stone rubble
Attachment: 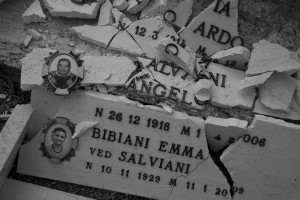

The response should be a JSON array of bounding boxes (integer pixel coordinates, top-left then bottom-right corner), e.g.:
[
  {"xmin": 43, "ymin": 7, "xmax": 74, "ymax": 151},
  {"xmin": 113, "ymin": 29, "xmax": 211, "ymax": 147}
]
[
  {"xmin": 27, "ymin": 29, "xmax": 42, "ymax": 40},
  {"xmin": 23, "ymin": 35, "xmax": 33, "ymax": 48},
  {"xmin": 22, "ymin": 0, "xmax": 46, "ymax": 24}
]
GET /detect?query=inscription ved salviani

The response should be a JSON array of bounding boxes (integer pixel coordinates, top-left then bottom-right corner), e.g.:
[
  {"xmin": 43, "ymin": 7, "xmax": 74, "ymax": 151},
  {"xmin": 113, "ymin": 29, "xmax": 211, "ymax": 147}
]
[{"xmin": 17, "ymin": 91, "xmax": 233, "ymax": 200}]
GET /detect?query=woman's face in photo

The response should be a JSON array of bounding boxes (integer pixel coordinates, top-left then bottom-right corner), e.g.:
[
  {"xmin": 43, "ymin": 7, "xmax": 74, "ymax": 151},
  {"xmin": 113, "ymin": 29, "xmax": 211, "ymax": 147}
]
[{"xmin": 52, "ymin": 131, "xmax": 66, "ymax": 146}]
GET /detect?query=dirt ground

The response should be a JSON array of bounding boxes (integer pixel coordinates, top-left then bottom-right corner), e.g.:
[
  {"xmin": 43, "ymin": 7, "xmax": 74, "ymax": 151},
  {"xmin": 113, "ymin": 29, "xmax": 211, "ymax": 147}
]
[{"xmin": 0, "ymin": 0, "xmax": 300, "ymax": 199}]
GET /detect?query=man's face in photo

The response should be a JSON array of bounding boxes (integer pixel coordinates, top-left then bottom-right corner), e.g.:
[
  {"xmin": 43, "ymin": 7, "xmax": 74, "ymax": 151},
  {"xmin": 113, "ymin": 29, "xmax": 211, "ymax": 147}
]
[
  {"xmin": 52, "ymin": 130, "xmax": 66, "ymax": 146},
  {"xmin": 57, "ymin": 59, "xmax": 71, "ymax": 76}
]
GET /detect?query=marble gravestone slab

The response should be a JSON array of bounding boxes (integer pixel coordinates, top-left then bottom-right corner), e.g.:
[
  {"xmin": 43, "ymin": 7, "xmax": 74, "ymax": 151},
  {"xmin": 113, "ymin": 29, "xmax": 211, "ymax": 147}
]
[{"xmin": 18, "ymin": 91, "xmax": 230, "ymax": 200}]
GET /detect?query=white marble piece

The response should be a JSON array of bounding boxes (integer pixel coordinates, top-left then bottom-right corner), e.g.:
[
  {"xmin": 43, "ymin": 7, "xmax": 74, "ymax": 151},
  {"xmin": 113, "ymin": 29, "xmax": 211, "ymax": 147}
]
[
  {"xmin": 127, "ymin": 0, "xmax": 151, "ymax": 14},
  {"xmin": 113, "ymin": 0, "xmax": 129, "ymax": 10},
  {"xmin": 81, "ymin": 55, "xmax": 137, "ymax": 86},
  {"xmin": 164, "ymin": 0, "xmax": 193, "ymax": 28},
  {"xmin": 72, "ymin": 121, "xmax": 98, "ymax": 139},
  {"xmin": 259, "ymin": 72, "xmax": 297, "ymax": 111},
  {"xmin": 17, "ymin": 91, "xmax": 216, "ymax": 200},
  {"xmin": 0, "ymin": 105, "xmax": 33, "ymax": 190},
  {"xmin": 108, "ymin": 30, "xmax": 145, "ymax": 56},
  {"xmin": 98, "ymin": 0, "xmax": 114, "ymax": 26},
  {"xmin": 0, "ymin": 179, "xmax": 94, "ymax": 200},
  {"xmin": 239, "ymin": 72, "xmax": 273, "ymax": 89},
  {"xmin": 155, "ymin": 37, "xmax": 196, "ymax": 77},
  {"xmin": 180, "ymin": 0, "xmax": 242, "ymax": 57},
  {"xmin": 112, "ymin": 8, "xmax": 125, "ymax": 22},
  {"xmin": 21, "ymin": 48, "xmax": 54, "ymax": 90},
  {"xmin": 246, "ymin": 40, "xmax": 300, "ymax": 76},
  {"xmin": 27, "ymin": 29, "xmax": 42, "ymax": 40},
  {"xmin": 221, "ymin": 114, "xmax": 300, "ymax": 200},
  {"xmin": 253, "ymin": 99, "xmax": 300, "ymax": 121},
  {"xmin": 205, "ymin": 117, "xmax": 247, "ymax": 152},
  {"xmin": 137, "ymin": 57, "xmax": 154, "ymax": 67},
  {"xmin": 207, "ymin": 62, "xmax": 256, "ymax": 109},
  {"xmin": 71, "ymin": 25, "xmax": 119, "ymax": 48},
  {"xmin": 22, "ymin": 0, "xmax": 46, "ymax": 24},
  {"xmin": 43, "ymin": 0, "xmax": 105, "ymax": 19},
  {"xmin": 211, "ymin": 46, "xmax": 250, "ymax": 71},
  {"xmin": 126, "ymin": 17, "xmax": 179, "ymax": 61},
  {"xmin": 193, "ymin": 79, "xmax": 213, "ymax": 102}
]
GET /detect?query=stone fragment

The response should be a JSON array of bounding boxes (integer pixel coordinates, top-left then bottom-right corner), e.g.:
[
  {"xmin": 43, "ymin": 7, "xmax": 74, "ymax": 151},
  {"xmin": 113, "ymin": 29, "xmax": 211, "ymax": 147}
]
[
  {"xmin": 164, "ymin": 0, "xmax": 193, "ymax": 28},
  {"xmin": 22, "ymin": 0, "xmax": 46, "ymax": 24},
  {"xmin": 0, "ymin": 105, "xmax": 33, "ymax": 190},
  {"xmin": 96, "ymin": 84, "xmax": 108, "ymax": 94},
  {"xmin": 140, "ymin": 0, "xmax": 182, "ymax": 19},
  {"xmin": 259, "ymin": 72, "xmax": 297, "ymax": 111},
  {"xmin": 246, "ymin": 40, "xmax": 300, "ymax": 76},
  {"xmin": 72, "ymin": 121, "xmax": 98, "ymax": 139},
  {"xmin": 0, "ymin": 179, "xmax": 94, "ymax": 200},
  {"xmin": 108, "ymin": 30, "xmax": 145, "ymax": 56},
  {"xmin": 112, "ymin": 8, "xmax": 125, "ymax": 22},
  {"xmin": 27, "ymin": 29, "xmax": 42, "ymax": 40},
  {"xmin": 205, "ymin": 117, "xmax": 247, "ymax": 152},
  {"xmin": 193, "ymin": 79, "xmax": 213, "ymax": 102},
  {"xmin": 43, "ymin": 0, "xmax": 105, "ymax": 19},
  {"xmin": 180, "ymin": 0, "xmax": 242, "ymax": 57},
  {"xmin": 71, "ymin": 25, "xmax": 119, "ymax": 48},
  {"xmin": 21, "ymin": 48, "xmax": 54, "ymax": 90},
  {"xmin": 81, "ymin": 55, "xmax": 137, "ymax": 86},
  {"xmin": 221, "ymin": 114, "xmax": 300, "ymax": 200},
  {"xmin": 98, "ymin": 0, "xmax": 114, "ymax": 26},
  {"xmin": 239, "ymin": 72, "xmax": 273, "ymax": 89},
  {"xmin": 126, "ymin": 17, "xmax": 179, "ymax": 61},
  {"xmin": 137, "ymin": 57, "xmax": 153, "ymax": 67},
  {"xmin": 155, "ymin": 37, "xmax": 196, "ymax": 77},
  {"xmin": 205, "ymin": 62, "xmax": 256, "ymax": 109},
  {"xmin": 113, "ymin": 0, "xmax": 129, "ymax": 10},
  {"xmin": 17, "ymin": 91, "xmax": 213, "ymax": 200},
  {"xmin": 158, "ymin": 102, "xmax": 173, "ymax": 113},
  {"xmin": 211, "ymin": 46, "xmax": 250, "ymax": 71},
  {"xmin": 290, "ymin": 82, "xmax": 300, "ymax": 114},
  {"xmin": 23, "ymin": 35, "xmax": 33, "ymax": 48},
  {"xmin": 127, "ymin": 0, "xmax": 151, "ymax": 14},
  {"xmin": 112, "ymin": 17, "xmax": 132, "ymax": 30}
]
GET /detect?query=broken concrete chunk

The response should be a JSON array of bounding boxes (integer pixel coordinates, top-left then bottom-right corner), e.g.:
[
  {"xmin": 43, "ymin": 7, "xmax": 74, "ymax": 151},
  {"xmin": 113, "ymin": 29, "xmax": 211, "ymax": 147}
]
[
  {"xmin": 112, "ymin": 0, "xmax": 129, "ymax": 10},
  {"xmin": 112, "ymin": 8, "xmax": 125, "ymax": 22},
  {"xmin": 221, "ymin": 114, "xmax": 300, "ymax": 200},
  {"xmin": 98, "ymin": 0, "xmax": 114, "ymax": 26},
  {"xmin": 22, "ymin": 0, "xmax": 46, "ymax": 24},
  {"xmin": 193, "ymin": 79, "xmax": 213, "ymax": 102},
  {"xmin": 205, "ymin": 117, "xmax": 247, "ymax": 152},
  {"xmin": 239, "ymin": 72, "xmax": 273, "ymax": 89},
  {"xmin": 140, "ymin": 0, "xmax": 182, "ymax": 19},
  {"xmin": 71, "ymin": 25, "xmax": 119, "ymax": 48},
  {"xmin": 27, "ymin": 29, "xmax": 42, "ymax": 40},
  {"xmin": 180, "ymin": 0, "xmax": 243, "ymax": 58},
  {"xmin": 205, "ymin": 62, "xmax": 256, "ymax": 109},
  {"xmin": 259, "ymin": 72, "xmax": 297, "ymax": 111},
  {"xmin": 155, "ymin": 37, "xmax": 196, "ymax": 77},
  {"xmin": 127, "ymin": 0, "xmax": 151, "ymax": 14},
  {"xmin": 246, "ymin": 40, "xmax": 300, "ymax": 76},
  {"xmin": 23, "ymin": 35, "xmax": 33, "ymax": 48},
  {"xmin": 164, "ymin": 0, "xmax": 193, "ymax": 28},
  {"xmin": 211, "ymin": 46, "xmax": 250, "ymax": 71},
  {"xmin": 81, "ymin": 55, "xmax": 137, "ymax": 86},
  {"xmin": 43, "ymin": 0, "xmax": 105, "ymax": 19},
  {"xmin": 108, "ymin": 30, "xmax": 145, "ymax": 56}
]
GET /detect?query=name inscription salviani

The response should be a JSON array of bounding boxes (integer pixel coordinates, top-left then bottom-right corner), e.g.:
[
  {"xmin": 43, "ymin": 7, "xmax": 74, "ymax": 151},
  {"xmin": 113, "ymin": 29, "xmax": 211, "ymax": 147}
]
[{"xmin": 17, "ymin": 91, "xmax": 233, "ymax": 200}]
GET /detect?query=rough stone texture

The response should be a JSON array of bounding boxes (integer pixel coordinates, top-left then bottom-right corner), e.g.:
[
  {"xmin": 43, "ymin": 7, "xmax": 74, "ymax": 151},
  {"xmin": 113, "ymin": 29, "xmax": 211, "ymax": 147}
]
[
  {"xmin": 0, "ymin": 104, "xmax": 33, "ymax": 191},
  {"xmin": 205, "ymin": 116, "xmax": 247, "ymax": 152},
  {"xmin": 22, "ymin": 0, "xmax": 46, "ymax": 24},
  {"xmin": 0, "ymin": 179, "xmax": 94, "ymax": 200},
  {"xmin": 246, "ymin": 40, "xmax": 300, "ymax": 76},
  {"xmin": 81, "ymin": 55, "xmax": 137, "ymax": 86},
  {"xmin": 221, "ymin": 115, "xmax": 300, "ymax": 200},
  {"xmin": 43, "ymin": 0, "xmax": 105, "ymax": 19},
  {"xmin": 259, "ymin": 72, "xmax": 297, "ymax": 111},
  {"xmin": 98, "ymin": 0, "xmax": 114, "ymax": 26},
  {"xmin": 126, "ymin": 0, "xmax": 151, "ymax": 14},
  {"xmin": 210, "ymin": 46, "xmax": 250, "ymax": 71},
  {"xmin": 239, "ymin": 72, "xmax": 273, "ymax": 89},
  {"xmin": 164, "ymin": 0, "xmax": 193, "ymax": 28}
]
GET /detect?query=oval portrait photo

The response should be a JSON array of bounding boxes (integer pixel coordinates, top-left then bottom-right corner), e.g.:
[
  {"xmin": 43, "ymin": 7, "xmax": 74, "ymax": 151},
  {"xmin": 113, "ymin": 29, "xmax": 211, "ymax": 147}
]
[
  {"xmin": 44, "ymin": 123, "xmax": 73, "ymax": 159},
  {"xmin": 47, "ymin": 54, "xmax": 78, "ymax": 90}
]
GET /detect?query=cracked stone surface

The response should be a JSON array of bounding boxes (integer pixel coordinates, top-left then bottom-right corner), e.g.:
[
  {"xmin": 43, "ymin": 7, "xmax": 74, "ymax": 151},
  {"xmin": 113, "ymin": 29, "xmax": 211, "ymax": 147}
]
[
  {"xmin": 205, "ymin": 116, "xmax": 247, "ymax": 152},
  {"xmin": 180, "ymin": 0, "xmax": 242, "ymax": 57},
  {"xmin": 246, "ymin": 40, "xmax": 300, "ymax": 76},
  {"xmin": 81, "ymin": 55, "xmax": 137, "ymax": 86},
  {"xmin": 22, "ymin": 0, "xmax": 46, "ymax": 24},
  {"xmin": 43, "ymin": 0, "xmax": 105, "ymax": 19},
  {"xmin": 17, "ymin": 91, "xmax": 211, "ymax": 200},
  {"xmin": 221, "ymin": 114, "xmax": 300, "ymax": 200}
]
